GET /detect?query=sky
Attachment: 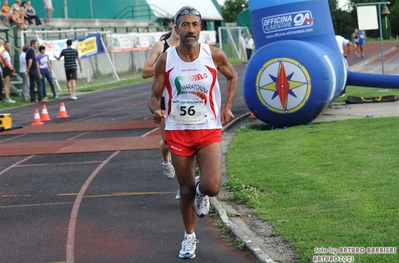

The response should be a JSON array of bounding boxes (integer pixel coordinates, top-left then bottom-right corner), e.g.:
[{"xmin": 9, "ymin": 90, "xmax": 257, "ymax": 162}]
[{"xmin": 217, "ymin": 0, "xmax": 348, "ymax": 9}]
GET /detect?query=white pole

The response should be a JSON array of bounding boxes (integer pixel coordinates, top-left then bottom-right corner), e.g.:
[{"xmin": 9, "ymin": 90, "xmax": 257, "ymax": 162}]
[
  {"xmin": 98, "ymin": 32, "xmax": 120, "ymax": 81},
  {"xmin": 64, "ymin": 0, "xmax": 68, "ymax": 19}
]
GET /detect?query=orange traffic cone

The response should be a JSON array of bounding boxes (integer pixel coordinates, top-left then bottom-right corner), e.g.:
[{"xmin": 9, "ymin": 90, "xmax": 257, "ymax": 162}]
[
  {"xmin": 41, "ymin": 104, "xmax": 52, "ymax": 122},
  {"xmin": 31, "ymin": 109, "xmax": 44, "ymax": 126},
  {"xmin": 57, "ymin": 102, "xmax": 70, "ymax": 118},
  {"xmin": 249, "ymin": 112, "xmax": 256, "ymax": 119}
]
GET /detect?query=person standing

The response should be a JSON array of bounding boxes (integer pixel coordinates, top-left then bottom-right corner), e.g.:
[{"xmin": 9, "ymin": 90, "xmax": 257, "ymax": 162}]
[
  {"xmin": 0, "ymin": 40, "xmax": 4, "ymax": 102},
  {"xmin": 149, "ymin": 6, "xmax": 238, "ymax": 259},
  {"xmin": 43, "ymin": 0, "xmax": 53, "ymax": 26},
  {"xmin": 335, "ymin": 35, "xmax": 351, "ymax": 97},
  {"xmin": 142, "ymin": 18, "xmax": 179, "ymax": 197},
  {"xmin": 0, "ymin": 41, "xmax": 15, "ymax": 103},
  {"xmin": 37, "ymin": 45, "xmax": 57, "ymax": 99},
  {"xmin": 335, "ymin": 35, "xmax": 352, "ymax": 58},
  {"xmin": 26, "ymin": 39, "xmax": 48, "ymax": 103},
  {"xmin": 245, "ymin": 33, "xmax": 254, "ymax": 60},
  {"xmin": 238, "ymin": 31, "xmax": 247, "ymax": 63},
  {"xmin": 54, "ymin": 39, "xmax": 82, "ymax": 100},
  {"xmin": 19, "ymin": 44, "xmax": 30, "ymax": 101}
]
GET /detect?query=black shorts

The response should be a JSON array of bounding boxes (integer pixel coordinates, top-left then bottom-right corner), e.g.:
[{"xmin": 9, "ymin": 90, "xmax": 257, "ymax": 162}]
[
  {"xmin": 65, "ymin": 69, "xmax": 77, "ymax": 81},
  {"xmin": 2, "ymin": 67, "xmax": 13, "ymax": 78}
]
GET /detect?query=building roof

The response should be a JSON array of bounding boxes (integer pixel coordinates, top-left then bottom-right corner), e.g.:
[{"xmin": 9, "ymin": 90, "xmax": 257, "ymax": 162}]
[{"xmin": 146, "ymin": 0, "xmax": 223, "ymax": 21}]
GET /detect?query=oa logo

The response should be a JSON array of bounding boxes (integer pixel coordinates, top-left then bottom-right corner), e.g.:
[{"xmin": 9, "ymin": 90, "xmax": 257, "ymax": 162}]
[{"xmin": 256, "ymin": 57, "xmax": 311, "ymax": 114}]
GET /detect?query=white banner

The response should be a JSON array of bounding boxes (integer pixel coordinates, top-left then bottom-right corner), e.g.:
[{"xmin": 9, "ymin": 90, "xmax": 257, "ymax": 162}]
[
  {"xmin": 109, "ymin": 31, "xmax": 217, "ymax": 53},
  {"xmin": 357, "ymin": 6, "xmax": 378, "ymax": 30}
]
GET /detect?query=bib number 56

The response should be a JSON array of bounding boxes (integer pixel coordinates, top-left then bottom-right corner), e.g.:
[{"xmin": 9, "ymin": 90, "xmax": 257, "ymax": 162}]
[{"xmin": 180, "ymin": 106, "xmax": 196, "ymax": 116}]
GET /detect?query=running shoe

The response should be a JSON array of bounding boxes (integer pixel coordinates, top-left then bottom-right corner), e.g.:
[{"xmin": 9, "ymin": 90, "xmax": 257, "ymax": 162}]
[
  {"xmin": 5, "ymin": 98, "xmax": 15, "ymax": 103},
  {"xmin": 162, "ymin": 161, "xmax": 175, "ymax": 179},
  {"xmin": 194, "ymin": 176, "xmax": 209, "ymax": 217},
  {"xmin": 179, "ymin": 235, "xmax": 199, "ymax": 259},
  {"xmin": 175, "ymin": 188, "xmax": 180, "ymax": 200}
]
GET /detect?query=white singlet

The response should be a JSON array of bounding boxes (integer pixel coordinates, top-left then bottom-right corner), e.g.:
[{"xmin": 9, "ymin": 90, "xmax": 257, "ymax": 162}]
[{"xmin": 164, "ymin": 44, "xmax": 222, "ymax": 131}]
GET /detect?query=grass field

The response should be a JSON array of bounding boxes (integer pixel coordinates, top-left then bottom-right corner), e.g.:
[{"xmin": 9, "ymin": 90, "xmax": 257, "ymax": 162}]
[{"xmin": 225, "ymin": 86, "xmax": 399, "ymax": 262}]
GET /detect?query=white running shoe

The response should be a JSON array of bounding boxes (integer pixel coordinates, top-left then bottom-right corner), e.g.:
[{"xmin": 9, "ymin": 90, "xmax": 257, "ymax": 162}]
[
  {"xmin": 179, "ymin": 235, "xmax": 199, "ymax": 259},
  {"xmin": 194, "ymin": 176, "xmax": 209, "ymax": 217},
  {"xmin": 175, "ymin": 188, "xmax": 180, "ymax": 200},
  {"xmin": 162, "ymin": 161, "xmax": 175, "ymax": 179},
  {"xmin": 5, "ymin": 98, "xmax": 16, "ymax": 103}
]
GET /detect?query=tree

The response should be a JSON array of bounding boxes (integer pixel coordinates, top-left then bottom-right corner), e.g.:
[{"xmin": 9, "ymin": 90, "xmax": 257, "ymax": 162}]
[{"xmin": 221, "ymin": 0, "xmax": 249, "ymax": 23}]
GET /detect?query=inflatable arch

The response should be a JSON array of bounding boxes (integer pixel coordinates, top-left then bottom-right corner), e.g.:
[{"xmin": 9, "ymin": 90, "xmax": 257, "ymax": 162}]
[{"xmin": 243, "ymin": 0, "xmax": 399, "ymax": 127}]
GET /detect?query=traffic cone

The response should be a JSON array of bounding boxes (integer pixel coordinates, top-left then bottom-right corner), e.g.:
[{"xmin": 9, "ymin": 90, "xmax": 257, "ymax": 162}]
[
  {"xmin": 41, "ymin": 104, "xmax": 52, "ymax": 122},
  {"xmin": 249, "ymin": 112, "xmax": 256, "ymax": 119},
  {"xmin": 57, "ymin": 102, "xmax": 70, "ymax": 118},
  {"xmin": 31, "ymin": 109, "xmax": 44, "ymax": 126}
]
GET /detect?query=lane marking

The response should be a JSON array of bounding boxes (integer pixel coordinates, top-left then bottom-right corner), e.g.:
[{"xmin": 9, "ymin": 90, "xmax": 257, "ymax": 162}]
[
  {"xmin": 1, "ymin": 194, "xmax": 30, "ymax": 198},
  {"xmin": 0, "ymin": 155, "xmax": 35, "ymax": 176},
  {"xmin": 0, "ymin": 201, "xmax": 74, "ymax": 209},
  {"xmin": 57, "ymin": 191, "xmax": 176, "ymax": 198},
  {"xmin": 65, "ymin": 151, "xmax": 120, "ymax": 263},
  {"xmin": 17, "ymin": 161, "xmax": 104, "ymax": 167},
  {"xmin": 0, "ymin": 134, "xmax": 27, "ymax": 143}
]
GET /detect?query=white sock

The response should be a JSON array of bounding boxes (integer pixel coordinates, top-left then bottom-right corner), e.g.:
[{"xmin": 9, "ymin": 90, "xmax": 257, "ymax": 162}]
[
  {"xmin": 196, "ymin": 182, "xmax": 204, "ymax": 196},
  {"xmin": 185, "ymin": 231, "xmax": 196, "ymax": 239}
]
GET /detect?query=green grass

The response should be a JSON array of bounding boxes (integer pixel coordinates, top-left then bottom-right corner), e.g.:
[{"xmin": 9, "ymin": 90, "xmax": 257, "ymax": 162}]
[{"xmin": 226, "ymin": 111, "xmax": 399, "ymax": 262}]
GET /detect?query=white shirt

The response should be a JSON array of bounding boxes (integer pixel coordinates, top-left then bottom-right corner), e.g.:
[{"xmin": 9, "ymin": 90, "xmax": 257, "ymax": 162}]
[
  {"xmin": 44, "ymin": 0, "xmax": 53, "ymax": 9},
  {"xmin": 335, "ymin": 35, "xmax": 350, "ymax": 55},
  {"xmin": 19, "ymin": 52, "xmax": 27, "ymax": 73},
  {"xmin": 1, "ymin": 50, "xmax": 11, "ymax": 68},
  {"xmin": 245, "ymin": 37, "xmax": 254, "ymax": 50}
]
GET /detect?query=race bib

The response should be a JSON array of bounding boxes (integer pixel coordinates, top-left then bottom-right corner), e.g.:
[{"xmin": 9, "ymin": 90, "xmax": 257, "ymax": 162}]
[{"xmin": 170, "ymin": 99, "xmax": 205, "ymax": 124}]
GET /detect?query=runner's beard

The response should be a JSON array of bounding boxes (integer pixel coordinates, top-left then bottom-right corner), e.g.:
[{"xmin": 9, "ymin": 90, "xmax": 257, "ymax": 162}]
[{"xmin": 182, "ymin": 34, "xmax": 198, "ymax": 49}]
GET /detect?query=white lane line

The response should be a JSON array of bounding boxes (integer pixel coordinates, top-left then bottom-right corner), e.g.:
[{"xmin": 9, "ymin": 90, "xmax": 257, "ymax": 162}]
[
  {"xmin": 65, "ymin": 151, "xmax": 120, "ymax": 263},
  {"xmin": 0, "ymin": 155, "xmax": 35, "ymax": 176}
]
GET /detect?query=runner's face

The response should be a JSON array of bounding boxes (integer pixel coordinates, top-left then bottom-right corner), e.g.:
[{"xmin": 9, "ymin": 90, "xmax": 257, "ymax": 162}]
[{"xmin": 177, "ymin": 14, "xmax": 202, "ymax": 49}]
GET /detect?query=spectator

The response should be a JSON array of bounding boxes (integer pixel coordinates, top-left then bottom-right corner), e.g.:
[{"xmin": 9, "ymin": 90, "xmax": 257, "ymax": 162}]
[
  {"xmin": 26, "ymin": 39, "xmax": 48, "ymax": 103},
  {"xmin": 11, "ymin": 0, "xmax": 32, "ymax": 26},
  {"xmin": 37, "ymin": 45, "xmax": 57, "ymax": 99},
  {"xmin": 23, "ymin": 1, "xmax": 41, "ymax": 26},
  {"xmin": 0, "ymin": 40, "xmax": 4, "ymax": 102},
  {"xmin": 10, "ymin": 8, "xmax": 25, "ymax": 28},
  {"xmin": 335, "ymin": 35, "xmax": 352, "ymax": 58},
  {"xmin": 0, "ymin": 41, "xmax": 16, "ymax": 103},
  {"xmin": 238, "ymin": 31, "xmax": 247, "ymax": 63},
  {"xmin": 54, "ymin": 39, "xmax": 82, "ymax": 100},
  {"xmin": 335, "ymin": 35, "xmax": 351, "ymax": 97},
  {"xmin": 1, "ymin": 0, "xmax": 13, "ymax": 24},
  {"xmin": 43, "ymin": 0, "xmax": 53, "ymax": 26},
  {"xmin": 245, "ymin": 33, "xmax": 254, "ymax": 60},
  {"xmin": 19, "ymin": 43, "xmax": 30, "ymax": 100}
]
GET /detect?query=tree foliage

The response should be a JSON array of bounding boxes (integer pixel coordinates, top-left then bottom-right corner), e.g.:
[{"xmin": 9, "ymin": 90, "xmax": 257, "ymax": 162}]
[{"xmin": 221, "ymin": 0, "xmax": 249, "ymax": 23}]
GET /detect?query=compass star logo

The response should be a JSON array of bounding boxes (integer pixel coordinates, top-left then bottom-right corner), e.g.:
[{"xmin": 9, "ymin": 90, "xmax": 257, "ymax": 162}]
[{"xmin": 256, "ymin": 57, "xmax": 311, "ymax": 114}]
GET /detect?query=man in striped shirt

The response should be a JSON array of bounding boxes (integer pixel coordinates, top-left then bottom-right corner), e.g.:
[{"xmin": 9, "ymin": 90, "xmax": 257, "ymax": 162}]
[{"xmin": 54, "ymin": 39, "xmax": 82, "ymax": 100}]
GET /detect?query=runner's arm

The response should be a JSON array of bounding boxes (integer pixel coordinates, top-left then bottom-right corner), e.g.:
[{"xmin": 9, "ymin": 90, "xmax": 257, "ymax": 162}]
[
  {"xmin": 142, "ymin": 41, "xmax": 163, "ymax": 79},
  {"xmin": 148, "ymin": 53, "xmax": 167, "ymax": 124},
  {"xmin": 211, "ymin": 46, "xmax": 238, "ymax": 126}
]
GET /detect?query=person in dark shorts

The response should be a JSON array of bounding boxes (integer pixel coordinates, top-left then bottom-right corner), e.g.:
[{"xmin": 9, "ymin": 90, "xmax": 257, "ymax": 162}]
[{"xmin": 54, "ymin": 39, "xmax": 82, "ymax": 100}]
